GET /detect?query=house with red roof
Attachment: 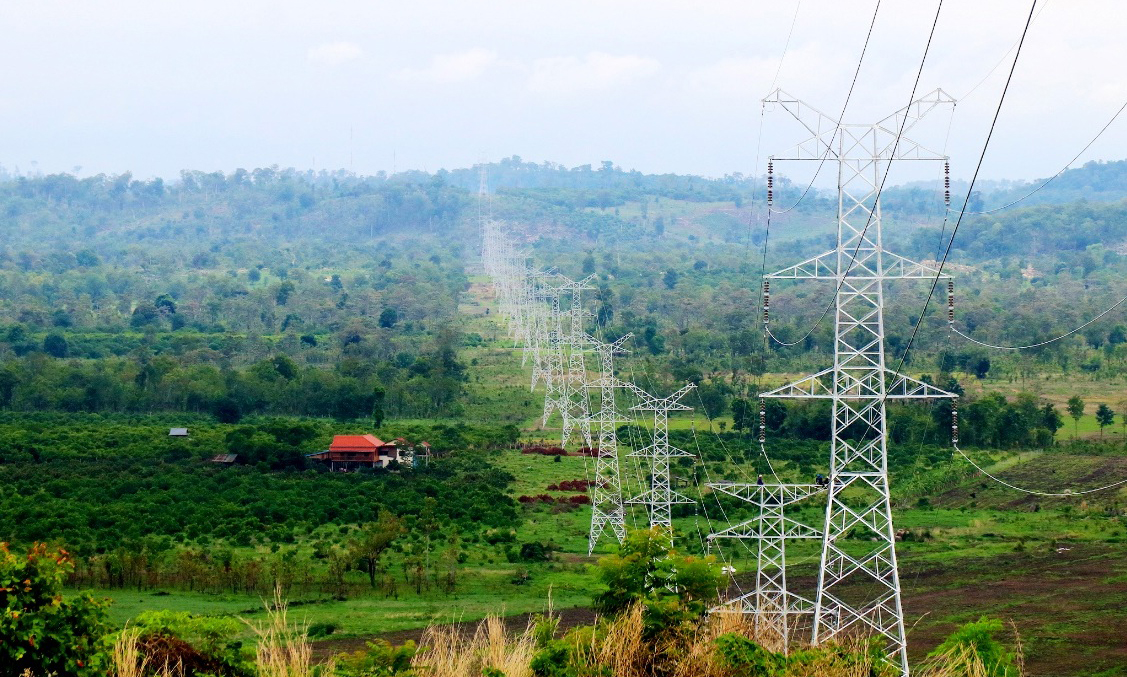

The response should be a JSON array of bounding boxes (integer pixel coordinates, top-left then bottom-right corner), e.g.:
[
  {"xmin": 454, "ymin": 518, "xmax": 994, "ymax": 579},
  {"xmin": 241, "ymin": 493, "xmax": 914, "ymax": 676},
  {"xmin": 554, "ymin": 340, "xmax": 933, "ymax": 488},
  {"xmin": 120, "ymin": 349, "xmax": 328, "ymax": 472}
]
[{"xmin": 306, "ymin": 434, "xmax": 402, "ymax": 471}]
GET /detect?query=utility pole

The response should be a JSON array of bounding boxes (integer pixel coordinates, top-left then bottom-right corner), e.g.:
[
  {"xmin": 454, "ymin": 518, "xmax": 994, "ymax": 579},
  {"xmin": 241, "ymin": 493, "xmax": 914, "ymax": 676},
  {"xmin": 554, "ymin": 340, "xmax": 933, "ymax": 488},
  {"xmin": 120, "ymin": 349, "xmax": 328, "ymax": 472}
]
[
  {"xmin": 585, "ymin": 335, "xmax": 632, "ymax": 553},
  {"xmin": 625, "ymin": 382, "xmax": 696, "ymax": 549},
  {"xmin": 758, "ymin": 89, "xmax": 958, "ymax": 675}
]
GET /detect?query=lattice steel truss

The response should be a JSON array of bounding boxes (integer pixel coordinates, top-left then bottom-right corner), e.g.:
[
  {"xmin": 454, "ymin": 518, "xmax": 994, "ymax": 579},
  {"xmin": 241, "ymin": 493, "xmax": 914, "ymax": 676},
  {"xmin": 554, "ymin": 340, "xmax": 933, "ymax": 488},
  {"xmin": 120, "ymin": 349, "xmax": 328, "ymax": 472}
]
[
  {"xmin": 625, "ymin": 383, "xmax": 696, "ymax": 549},
  {"xmin": 759, "ymin": 89, "xmax": 958, "ymax": 675},
  {"xmin": 708, "ymin": 482, "xmax": 824, "ymax": 647},
  {"xmin": 585, "ymin": 335, "xmax": 633, "ymax": 553},
  {"xmin": 559, "ymin": 276, "xmax": 596, "ymax": 447}
]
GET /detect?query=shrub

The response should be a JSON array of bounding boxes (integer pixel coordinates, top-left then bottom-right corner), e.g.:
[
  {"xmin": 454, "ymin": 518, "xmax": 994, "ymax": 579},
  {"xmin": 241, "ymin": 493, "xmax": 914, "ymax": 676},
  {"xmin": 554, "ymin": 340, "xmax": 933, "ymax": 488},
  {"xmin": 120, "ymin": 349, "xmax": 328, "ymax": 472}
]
[
  {"xmin": 336, "ymin": 639, "xmax": 417, "ymax": 677},
  {"xmin": 713, "ymin": 633, "xmax": 785, "ymax": 677},
  {"xmin": 0, "ymin": 542, "xmax": 108, "ymax": 676}
]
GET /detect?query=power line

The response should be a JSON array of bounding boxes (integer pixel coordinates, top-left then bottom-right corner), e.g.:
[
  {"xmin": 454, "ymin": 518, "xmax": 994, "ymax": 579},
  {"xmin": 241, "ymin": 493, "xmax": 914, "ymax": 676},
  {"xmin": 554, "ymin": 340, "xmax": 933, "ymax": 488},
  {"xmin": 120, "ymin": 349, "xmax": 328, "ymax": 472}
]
[
  {"xmin": 765, "ymin": 0, "xmax": 945, "ymax": 349},
  {"xmin": 892, "ymin": 0, "xmax": 1039, "ymax": 377},
  {"xmin": 952, "ymin": 291, "xmax": 1127, "ymax": 350},
  {"xmin": 766, "ymin": 0, "xmax": 882, "ymax": 216},
  {"xmin": 958, "ymin": 98, "xmax": 1127, "ymax": 215},
  {"xmin": 954, "ymin": 445, "xmax": 1127, "ymax": 496}
]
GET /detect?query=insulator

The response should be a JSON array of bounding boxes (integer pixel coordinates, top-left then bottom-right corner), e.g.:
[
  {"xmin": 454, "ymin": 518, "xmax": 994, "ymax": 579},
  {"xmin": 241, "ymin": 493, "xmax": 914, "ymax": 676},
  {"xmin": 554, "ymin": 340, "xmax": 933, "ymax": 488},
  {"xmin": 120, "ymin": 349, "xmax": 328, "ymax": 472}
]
[
  {"xmin": 951, "ymin": 404, "xmax": 959, "ymax": 444},
  {"xmin": 947, "ymin": 279, "xmax": 955, "ymax": 324},
  {"xmin": 767, "ymin": 160, "xmax": 774, "ymax": 206},
  {"xmin": 759, "ymin": 399, "xmax": 766, "ymax": 443},
  {"xmin": 762, "ymin": 281, "xmax": 770, "ymax": 325},
  {"xmin": 944, "ymin": 161, "xmax": 951, "ymax": 207}
]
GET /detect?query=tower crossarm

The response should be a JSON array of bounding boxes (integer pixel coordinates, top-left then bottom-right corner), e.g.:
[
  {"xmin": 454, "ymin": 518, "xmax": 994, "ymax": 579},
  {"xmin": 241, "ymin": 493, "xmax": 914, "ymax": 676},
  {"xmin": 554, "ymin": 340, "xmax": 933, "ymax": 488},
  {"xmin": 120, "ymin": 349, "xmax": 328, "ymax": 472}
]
[
  {"xmin": 762, "ymin": 89, "xmax": 841, "ymax": 161},
  {"xmin": 628, "ymin": 382, "xmax": 696, "ymax": 412},
  {"xmin": 760, "ymin": 367, "xmax": 957, "ymax": 400},
  {"xmin": 712, "ymin": 590, "xmax": 817, "ymax": 616},
  {"xmin": 709, "ymin": 482, "xmax": 825, "ymax": 507},
  {"xmin": 627, "ymin": 443, "xmax": 692, "ymax": 458},
  {"xmin": 876, "ymin": 88, "xmax": 957, "ymax": 142},
  {"xmin": 627, "ymin": 488, "xmax": 696, "ymax": 505},
  {"xmin": 764, "ymin": 88, "xmax": 955, "ymax": 162},
  {"xmin": 707, "ymin": 515, "xmax": 822, "ymax": 541},
  {"xmin": 767, "ymin": 250, "xmax": 952, "ymax": 281}
]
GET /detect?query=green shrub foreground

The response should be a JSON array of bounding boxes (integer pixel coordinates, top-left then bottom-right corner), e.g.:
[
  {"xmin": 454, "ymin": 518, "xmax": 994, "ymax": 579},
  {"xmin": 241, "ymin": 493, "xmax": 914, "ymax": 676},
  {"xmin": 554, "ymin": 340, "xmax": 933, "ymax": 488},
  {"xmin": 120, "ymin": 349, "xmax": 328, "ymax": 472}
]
[{"xmin": 1, "ymin": 537, "xmax": 1023, "ymax": 677}]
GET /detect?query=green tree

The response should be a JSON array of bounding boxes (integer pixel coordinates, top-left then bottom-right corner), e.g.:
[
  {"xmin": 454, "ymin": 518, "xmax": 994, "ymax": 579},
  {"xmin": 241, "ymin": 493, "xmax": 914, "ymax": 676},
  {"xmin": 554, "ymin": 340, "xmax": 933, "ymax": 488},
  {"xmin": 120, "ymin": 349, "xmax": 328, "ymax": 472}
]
[
  {"xmin": 730, "ymin": 398, "xmax": 752, "ymax": 432},
  {"xmin": 379, "ymin": 307, "xmax": 399, "ymax": 328},
  {"xmin": 1067, "ymin": 395, "xmax": 1085, "ymax": 438},
  {"xmin": 1096, "ymin": 403, "xmax": 1114, "ymax": 438},
  {"xmin": 593, "ymin": 528, "xmax": 724, "ymax": 638},
  {"xmin": 0, "ymin": 543, "xmax": 108, "ymax": 676},
  {"xmin": 350, "ymin": 513, "xmax": 404, "ymax": 589},
  {"xmin": 43, "ymin": 333, "xmax": 68, "ymax": 358},
  {"xmin": 662, "ymin": 269, "xmax": 679, "ymax": 290}
]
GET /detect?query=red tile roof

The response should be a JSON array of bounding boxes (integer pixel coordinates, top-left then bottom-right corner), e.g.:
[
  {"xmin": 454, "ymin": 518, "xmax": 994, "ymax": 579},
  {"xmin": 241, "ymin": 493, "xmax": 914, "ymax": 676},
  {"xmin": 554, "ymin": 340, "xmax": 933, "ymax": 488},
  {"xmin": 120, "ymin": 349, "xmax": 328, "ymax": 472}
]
[{"xmin": 329, "ymin": 434, "xmax": 386, "ymax": 452}]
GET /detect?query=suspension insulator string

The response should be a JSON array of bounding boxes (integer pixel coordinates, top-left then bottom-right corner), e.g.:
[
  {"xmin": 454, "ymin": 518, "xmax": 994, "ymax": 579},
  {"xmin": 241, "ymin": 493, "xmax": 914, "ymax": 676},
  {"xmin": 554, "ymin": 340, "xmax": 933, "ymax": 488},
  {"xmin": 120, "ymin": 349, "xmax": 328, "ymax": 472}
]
[
  {"xmin": 762, "ymin": 280, "xmax": 771, "ymax": 328},
  {"xmin": 943, "ymin": 160, "xmax": 951, "ymax": 208},
  {"xmin": 951, "ymin": 400, "xmax": 959, "ymax": 446},
  {"xmin": 947, "ymin": 279, "xmax": 955, "ymax": 328},
  {"xmin": 767, "ymin": 160, "xmax": 774, "ymax": 207},
  {"xmin": 759, "ymin": 398, "xmax": 767, "ymax": 444}
]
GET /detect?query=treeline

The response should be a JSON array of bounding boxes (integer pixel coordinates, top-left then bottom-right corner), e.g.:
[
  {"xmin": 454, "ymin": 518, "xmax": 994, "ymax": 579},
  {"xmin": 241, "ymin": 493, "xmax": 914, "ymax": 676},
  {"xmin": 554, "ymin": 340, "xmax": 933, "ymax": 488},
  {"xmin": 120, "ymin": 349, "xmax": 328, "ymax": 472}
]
[{"xmin": 0, "ymin": 330, "xmax": 469, "ymax": 420}]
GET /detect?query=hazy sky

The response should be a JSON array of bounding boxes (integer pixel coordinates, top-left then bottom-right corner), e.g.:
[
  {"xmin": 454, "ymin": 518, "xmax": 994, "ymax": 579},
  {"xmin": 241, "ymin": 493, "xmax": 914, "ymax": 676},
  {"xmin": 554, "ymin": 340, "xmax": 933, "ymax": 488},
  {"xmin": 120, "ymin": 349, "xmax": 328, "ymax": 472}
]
[{"xmin": 1, "ymin": 0, "xmax": 1125, "ymax": 184}]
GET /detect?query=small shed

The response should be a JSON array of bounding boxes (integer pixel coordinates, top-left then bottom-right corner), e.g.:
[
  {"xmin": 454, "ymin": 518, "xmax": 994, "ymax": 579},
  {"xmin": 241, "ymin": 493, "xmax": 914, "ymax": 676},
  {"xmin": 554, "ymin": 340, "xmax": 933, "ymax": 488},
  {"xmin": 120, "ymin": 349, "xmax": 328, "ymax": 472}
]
[
  {"xmin": 169, "ymin": 428, "xmax": 189, "ymax": 437},
  {"xmin": 210, "ymin": 453, "xmax": 238, "ymax": 464}
]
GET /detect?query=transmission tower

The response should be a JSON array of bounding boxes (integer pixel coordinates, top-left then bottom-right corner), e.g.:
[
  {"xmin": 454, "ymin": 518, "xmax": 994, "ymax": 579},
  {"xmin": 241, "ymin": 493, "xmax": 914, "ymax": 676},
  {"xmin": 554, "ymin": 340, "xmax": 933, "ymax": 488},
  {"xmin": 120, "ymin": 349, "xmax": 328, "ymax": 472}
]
[
  {"xmin": 540, "ymin": 281, "xmax": 569, "ymax": 431},
  {"xmin": 708, "ymin": 481, "xmax": 824, "ymax": 647},
  {"xmin": 624, "ymin": 383, "xmax": 696, "ymax": 549},
  {"xmin": 759, "ymin": 89, "xmax": 958, "ymax": 675},
  {"xmin": 585, "ymin": 334, "xmax": 632, "ymax": 553},
  {"xmin": 560, "ymin": 276, "xmax": 597, "ymax": 447}
]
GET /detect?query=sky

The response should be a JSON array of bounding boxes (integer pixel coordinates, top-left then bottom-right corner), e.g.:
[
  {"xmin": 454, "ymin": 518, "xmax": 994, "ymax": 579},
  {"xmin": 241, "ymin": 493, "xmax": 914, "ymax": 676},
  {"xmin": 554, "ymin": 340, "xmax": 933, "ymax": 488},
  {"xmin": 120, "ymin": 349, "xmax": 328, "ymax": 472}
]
[{"xmin": 1, "ymin": 0, "xmax": 1125, "ymax": 185}]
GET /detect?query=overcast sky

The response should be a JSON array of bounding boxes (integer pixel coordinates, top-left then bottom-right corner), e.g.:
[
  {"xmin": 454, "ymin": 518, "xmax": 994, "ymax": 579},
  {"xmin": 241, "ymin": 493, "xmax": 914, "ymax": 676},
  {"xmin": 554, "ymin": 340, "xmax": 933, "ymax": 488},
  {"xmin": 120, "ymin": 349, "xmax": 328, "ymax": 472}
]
[{"xmin": 1, "ymin": 0, "xmax": 1124, "ymax": 184}]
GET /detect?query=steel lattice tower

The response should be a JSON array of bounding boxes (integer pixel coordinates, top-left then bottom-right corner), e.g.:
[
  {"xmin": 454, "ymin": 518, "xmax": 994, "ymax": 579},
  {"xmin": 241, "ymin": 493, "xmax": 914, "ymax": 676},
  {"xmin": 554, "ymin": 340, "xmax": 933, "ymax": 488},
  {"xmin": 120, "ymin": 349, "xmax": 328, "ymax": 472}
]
[
  {"xmin": 759, "ymin": 89, "xmax": 958, "ymax": 675},
  {"xmin": 625, "ymin": 383, "xmax": 696, "ymax": 549},
  {"xmin": 585, "ymin": 335, "xmax": 632, "ymax": 553},
  {"xmin": 708, "ymin": 482, "xmax": 824, "ymax": 647},
  {"xmin": 540, "ymin": 281, "xmax": 568, "ymax": 430},
  {"xmin": 560, "ymin": 276, "xmax": 596, "ymax": 447}
]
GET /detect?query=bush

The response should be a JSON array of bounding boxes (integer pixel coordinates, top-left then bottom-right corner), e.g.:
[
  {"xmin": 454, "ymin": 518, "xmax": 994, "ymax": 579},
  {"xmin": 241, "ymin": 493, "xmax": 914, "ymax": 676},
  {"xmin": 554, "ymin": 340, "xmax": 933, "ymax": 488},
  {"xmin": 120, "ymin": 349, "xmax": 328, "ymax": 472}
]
[
  {"xmin": 335, "ymin": 639, "xmax": 417, "ymax": 677},
  {"xmin": 0, "ymin": 543, "xmax": 108, "ymax": 676},
  {"xmin": 127, "ymin": 609, "xmax": 252, "ymax": 675},
  {"xmin": 713, "ymin": 633, "xmax": 785, "ymax": 677}
]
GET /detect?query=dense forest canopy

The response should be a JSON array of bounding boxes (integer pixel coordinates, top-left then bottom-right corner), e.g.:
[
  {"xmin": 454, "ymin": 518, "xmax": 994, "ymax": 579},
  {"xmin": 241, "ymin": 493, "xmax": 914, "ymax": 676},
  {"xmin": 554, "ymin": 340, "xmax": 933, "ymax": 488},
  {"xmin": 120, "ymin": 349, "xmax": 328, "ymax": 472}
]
[{"xmin": 0, "ymin": 157, "xmax": 1125, "ymax": 425}]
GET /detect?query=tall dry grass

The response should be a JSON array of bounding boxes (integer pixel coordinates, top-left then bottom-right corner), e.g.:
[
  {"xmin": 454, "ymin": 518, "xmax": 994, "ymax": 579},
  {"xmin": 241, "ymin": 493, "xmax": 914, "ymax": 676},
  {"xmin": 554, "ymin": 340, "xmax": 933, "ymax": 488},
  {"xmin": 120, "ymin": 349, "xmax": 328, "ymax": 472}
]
[
  {"xmin": 243, "ymin": 590, "xmax": 317, "ymax": 677},
  {"xmin": 414, "ymin": 613, "xmax": 538, "ymax": 677},
  {"xmin": 111, "ymin": 626, "xmax": 149, "ymax": 677},
  {"xmin": 411, "ymin": 605, "xmax": 1024, "ymax": 677}
]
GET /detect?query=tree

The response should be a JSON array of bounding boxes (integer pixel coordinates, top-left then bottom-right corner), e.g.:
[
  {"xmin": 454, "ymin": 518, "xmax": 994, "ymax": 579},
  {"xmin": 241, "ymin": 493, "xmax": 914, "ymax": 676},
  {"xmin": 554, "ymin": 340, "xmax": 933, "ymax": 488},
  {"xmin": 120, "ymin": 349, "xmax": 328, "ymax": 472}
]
[
  {"xmin": 1, "ymin": 543, "xmax": 108, "ymax": 676},
  {"xmin": 350, "ymin": 513, "xmax": 404, "ymax": 589},
  {"xmin": 43, "ymin": 333, "xmax": 68, "ymax": 358},
  {"xmin": 593, "ymin": 528, "xmax": 724, "ymax": 638},
  {"xmin": 379, "ymin": 307, "xmax": 399, "ymax": 328},
  {"xmin": 730, "ymin": 398, "xmax": 752, "ymax": 432},
  {"xmin": 275, "ymin": 281, "xmax": 296, "ymax": 306},
  {"xmin": 1067, "ymin": 395, "xmax": 1085, "ymax": 438},
  {"xmin": 972, "ymin": 357, "xmax": 991, "ymax": 380},
  {"xmin": 1096, "ymin": 403, "xmax": 1114, "ymax": 438},
  {"xmin": 662, "ymin": 269, "xmax": 679, "ymax": 290},
  {"xmin": 1040, "ymin": 403, "xmax": 1063, "ymax": 435},
  {"xmin": 926, "ymin": 617, "xmax": 1017, "ymax": 677},
  {"xmin": 372, "ymin": 386, "xmax": 387, "ymax": 427}
]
